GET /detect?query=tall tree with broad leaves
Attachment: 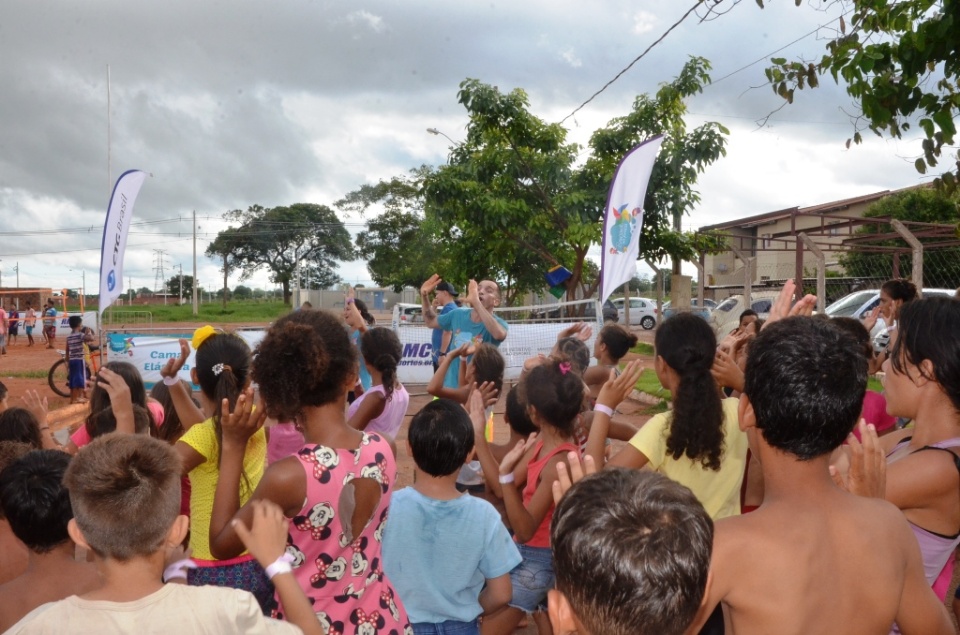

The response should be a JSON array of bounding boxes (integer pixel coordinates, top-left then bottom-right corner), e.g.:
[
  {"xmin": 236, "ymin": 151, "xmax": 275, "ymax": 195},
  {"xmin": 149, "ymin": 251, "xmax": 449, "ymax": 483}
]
[
  {"xmin": 425, "ymin": 57, "xmax": 728, "ymax": 300},
  {"xmin": 206, "ymin": 203, "xmax": 354, "ymax": 305},
  {"xmin": 337, "ymin": 167, "xmax": 450, "ymax": 292},
  {"xmin": 763, "ymin": 0, "xmax": 960, "ymax": 187}
]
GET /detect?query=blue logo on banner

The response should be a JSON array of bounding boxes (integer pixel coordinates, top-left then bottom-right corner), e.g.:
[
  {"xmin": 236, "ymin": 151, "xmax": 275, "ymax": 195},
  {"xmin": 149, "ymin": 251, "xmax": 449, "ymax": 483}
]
[{"xmin": 107, "ymin": 270, "xmax": 116, "ymax": 292}]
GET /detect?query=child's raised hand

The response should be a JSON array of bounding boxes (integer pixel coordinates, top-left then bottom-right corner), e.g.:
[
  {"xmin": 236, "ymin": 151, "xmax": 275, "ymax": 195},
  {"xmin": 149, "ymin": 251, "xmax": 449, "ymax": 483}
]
[
  {"xmin": 862, "ymin": 306, "xmax": 881, "ymax": 333},
  {"xmin": 450, "ymin": 343, "xmax": 471, "ymax": 358},
  {"xmin": 766, "ymin": 279, "xmax": 797, "ymax": 327},
  {"xmin": 220, "ymin": 387, "xmax": 266, "ymax": 448},
  {"xmin": 466, "ymin": 388, "xmax": 487, "ymax": 438},
  {"xmin": 499, "ymin": 432, "xmax": 538, "ymax": 476},
  {"xmin": 475, "ymin": 381, "xmax": 499, "ymax": 408},
  {"xmin": 557, "ymin": 322, "xmax": 592, "ymax": 342},
  {"xmin": 830, "ymin": 420, "xmax": 886, "ymax": 498},
  {"xmin": 552, "ymin": 451, "xmax": 597, "ymax": 504},
  {"xmin": 711, "ymin": 347, "xmax": 744, "ymax": 392},
  {"xmin": 20, "ymin": 390, "xmax": 49, "ymax": 426},
  {"xmin": 596, "ymin": 359, "xmax": 643, "ymax": 411},
  {"xmin": 160, "ymin": 339, "xmax": 191, "ymax": 380},
  {"xmin": 232, "ymin": 500, "xmax": 289, "ymax": 571},
  {"xmin": 96, "ymin": 367, "xmax": 133, "ymax": 407}
]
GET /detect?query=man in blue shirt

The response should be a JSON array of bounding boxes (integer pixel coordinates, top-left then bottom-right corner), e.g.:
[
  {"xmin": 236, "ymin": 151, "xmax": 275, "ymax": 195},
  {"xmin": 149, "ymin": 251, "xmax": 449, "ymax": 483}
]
[
  {"xmin": 431, "ymin": 281, "xmax": 459, "ymax": 372},
  {"xmin": 421, "ymin": 274, "xmax": 508, "ymax": 389}
]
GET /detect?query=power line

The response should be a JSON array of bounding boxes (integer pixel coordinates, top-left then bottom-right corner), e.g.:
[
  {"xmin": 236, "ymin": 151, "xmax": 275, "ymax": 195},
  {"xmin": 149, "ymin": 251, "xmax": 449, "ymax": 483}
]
[{"xmin": 560, "ymin": 0, "xmax": 708, "ymax": 124}]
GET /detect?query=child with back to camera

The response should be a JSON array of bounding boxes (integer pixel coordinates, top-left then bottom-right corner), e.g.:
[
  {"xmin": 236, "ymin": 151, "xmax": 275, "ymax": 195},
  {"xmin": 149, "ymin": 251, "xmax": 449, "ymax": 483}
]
[
  {"xmin": 171, "ymin": 326, "xmax": 274, "ymax": 612},
  {"xmin": 347, "ymin": 326, "xmax": 410, "ymax": 439},
  {"xmin": 381, "ymin": 398, "xmax": 521, "ymax": 635},
  {"xmin": 475, "ymin": 359, "xmax": 589, "ymax": 635},
  {"xmin": 549, "ymin": 468, "xmax": 714, "ymax": 635},
  {"xmin": 582, "ymin": 323, "xmax": 637, "ymax": 401},
  {"xmin": 6, "ymin": 434, "xmax": 301, "ymax": 635},
  {"xmin": 588, "ymin": 312, "xmax": 748, "ymax": 520},
  {"xmin": 0, "ymin": 450, "xmax": 100, "ymax": 632},
  {"xmin": 688, "ymin": 316, "xmax": 953, "ymax": 634},
  {"xmin": 206, "ymin": 309, "xmax": 410, "ymax": 633},
  {"xmin": 65, "ymin": 315, "xmax": 86, "ymax": 404}
]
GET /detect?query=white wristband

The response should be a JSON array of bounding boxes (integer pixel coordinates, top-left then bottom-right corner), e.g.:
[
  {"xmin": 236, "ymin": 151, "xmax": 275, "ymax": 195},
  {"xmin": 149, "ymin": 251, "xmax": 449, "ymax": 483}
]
[
  {"xmin": 498, "ymin": 473, "xmax": 515, "ymax": 484},
  {"xmin": 265, "ymin": 553, "xmax": 295, "ymax": 580},
  {"xmin": 162, "ymin": 375, "xmax": 180, "ymax": 386},
  {"xmin": 594, "ymin": 404, "xmax": 615, "ymax": 417},
  {"xmin": 163, "ymin": 558, "xmax": 196, "ymax": 582}
]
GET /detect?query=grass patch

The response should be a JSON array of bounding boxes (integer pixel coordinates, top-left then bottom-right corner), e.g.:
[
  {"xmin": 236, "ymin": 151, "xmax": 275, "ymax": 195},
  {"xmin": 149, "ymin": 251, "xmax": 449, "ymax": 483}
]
[
  {"xmin": 640, "ymin": 399, "xmax": 671, "ymax": 416},
  {"xmin": 100, "ymin": 301, "xmax": 291, "ymax": 324},
  {"xmin": 630, "ymin": 342, "xmax": 655, "ymax": 356},
  {"xmin": 634, "ymin": 368, "xmax": 670, "ymax": 400},
  {"xmin": 1, "ymin": 369, "xmax": 50, "ymax": 379},
  {"xmin": 868, "ymin": 377, "xmax": 883, "ymax": 393}
]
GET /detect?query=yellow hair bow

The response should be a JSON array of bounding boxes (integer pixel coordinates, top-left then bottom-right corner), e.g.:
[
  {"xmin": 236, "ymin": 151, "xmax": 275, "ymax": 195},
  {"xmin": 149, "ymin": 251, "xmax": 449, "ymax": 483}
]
[{"xmin": 192, "ymin": 325, "xmax": 217, "ymax": 350}]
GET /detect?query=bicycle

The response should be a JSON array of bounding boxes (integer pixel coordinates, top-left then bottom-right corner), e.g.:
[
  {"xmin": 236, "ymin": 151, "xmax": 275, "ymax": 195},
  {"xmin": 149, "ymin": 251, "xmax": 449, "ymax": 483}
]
[{"xmin": 48, "ymin": 347, "xmax": 103, "ymax": 398}]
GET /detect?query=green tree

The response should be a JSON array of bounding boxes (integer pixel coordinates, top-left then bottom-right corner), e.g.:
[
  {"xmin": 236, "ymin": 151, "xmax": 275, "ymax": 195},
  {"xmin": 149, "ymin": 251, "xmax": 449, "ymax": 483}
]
[
  {"xmin": 165, "ymin": 275, "xmax": 195, "ymax": 298},
  {"xmin": 233, "ymin": 284, "xmax": 253, "ymax": 300},
  {"xmin": 338, "ymin": 168, "xmax": 449, "ymax": 292},
  {"xmin": 425, "ymin": 58, "xmax": 728, "ymax": 301},
  {"xmin": 839, "ymin": 186, "xmax": 960, "ymax": 287},
  {"xmin": 207, "ymin": 203, "xmax": 354, "ymax": 305},
  {"xmin": 764, "ymin": 0, "xmax": 960, "ymax": 185}
]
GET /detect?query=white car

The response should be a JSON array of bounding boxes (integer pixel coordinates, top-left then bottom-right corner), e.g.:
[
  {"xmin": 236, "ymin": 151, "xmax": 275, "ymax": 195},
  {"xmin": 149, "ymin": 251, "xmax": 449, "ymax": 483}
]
[
  {"xmin": 395, "ymin": 303, "xmax": 423, "ymax": 323},
  {"xmin": 825, "ymin": 288, "xmax": 956, "ymax": 338},
  {"xmin": 709, "ymin": 291, "xmax": 781, "ymax": 338},
  {"xmin": 611, "ymin": 297, "xmax": 658, "ymax": 329}
]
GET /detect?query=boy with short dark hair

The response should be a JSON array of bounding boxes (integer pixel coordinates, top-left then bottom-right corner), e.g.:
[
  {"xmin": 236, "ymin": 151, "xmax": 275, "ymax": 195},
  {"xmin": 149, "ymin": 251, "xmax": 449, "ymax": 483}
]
[
  {"xmin": 65, "ymin": 315, "xmax": 86, "ymax": 404},
  {"xmin": 549, "ymin": 468, "xmax": 713, "ymax": 635},
  {"xmin": 382, "ymin": 398, "xmax": 520, "ymax": 634},
  {"xmin": 0, "ymin": 450, "xmax": 100, "ymax": 631},
  {"xmin": 690, "ymin": 317, "xmax": 953, "ymax": 634},
  {"xmin": 8, "ymin": 434, "xmax": 301, "ymax": 634}
]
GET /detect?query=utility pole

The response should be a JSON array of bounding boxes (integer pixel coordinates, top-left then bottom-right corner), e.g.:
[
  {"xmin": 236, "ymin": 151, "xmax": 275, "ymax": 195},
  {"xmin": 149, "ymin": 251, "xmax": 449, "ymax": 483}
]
[
  {"xmin": 222, "ymin": 252, "xmax": 228, "ymax": 310},
  {"xmin": 176, "ymin": 264, "xmax": 183, "ymax": 305},
  {"xmin": 192, "ymin": 210, "xmax": 198, "ymax": 316},
  {"xmin": 153, "ymin": 249, "xmax": 167, "ymax": 304}
]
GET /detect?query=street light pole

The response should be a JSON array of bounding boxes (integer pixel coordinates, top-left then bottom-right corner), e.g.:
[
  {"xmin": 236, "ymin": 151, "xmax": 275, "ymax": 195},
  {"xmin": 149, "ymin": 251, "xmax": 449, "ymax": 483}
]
[{"xmin": 426, "ymin": 127, "xmax": 457, "ymax": 145}]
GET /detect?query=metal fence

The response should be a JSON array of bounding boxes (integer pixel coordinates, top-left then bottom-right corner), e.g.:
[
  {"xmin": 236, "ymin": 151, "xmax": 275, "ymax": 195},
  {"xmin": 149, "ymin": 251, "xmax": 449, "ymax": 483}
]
[{"xmin": 698, "ymin": 218, "xmax": 960, "ymax": 311}]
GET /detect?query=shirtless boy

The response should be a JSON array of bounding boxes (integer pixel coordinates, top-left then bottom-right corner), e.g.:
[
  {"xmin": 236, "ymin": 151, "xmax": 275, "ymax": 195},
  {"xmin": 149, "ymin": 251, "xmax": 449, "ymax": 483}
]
[{"xmin": 687, "ymin": 317, "xmax": 952, "ymax": 634}]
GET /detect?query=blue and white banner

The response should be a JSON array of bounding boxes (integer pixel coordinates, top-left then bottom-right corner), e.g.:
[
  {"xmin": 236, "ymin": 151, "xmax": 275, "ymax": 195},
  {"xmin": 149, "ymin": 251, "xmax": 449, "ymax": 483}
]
[
  {"xmin": 599, "ymin": 135, "xmax": 664, "ymax": 304},
  {"xmin": 98, "ymin": 170, "xmax": 147, "ymax": 315}
]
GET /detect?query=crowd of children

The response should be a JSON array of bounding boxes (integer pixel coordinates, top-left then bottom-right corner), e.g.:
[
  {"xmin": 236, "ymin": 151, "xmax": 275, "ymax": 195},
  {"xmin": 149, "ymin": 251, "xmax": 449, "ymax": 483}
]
[{"xmin": 1, "ymin": 277, "xmax": 959, "ymax": 635}]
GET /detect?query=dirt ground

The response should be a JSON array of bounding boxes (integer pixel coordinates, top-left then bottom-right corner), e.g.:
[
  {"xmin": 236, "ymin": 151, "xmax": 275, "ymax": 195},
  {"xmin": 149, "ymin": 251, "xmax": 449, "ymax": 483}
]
[{"xmin": 0, "ymin": 324, "xmax": 656, "ymax": 634}]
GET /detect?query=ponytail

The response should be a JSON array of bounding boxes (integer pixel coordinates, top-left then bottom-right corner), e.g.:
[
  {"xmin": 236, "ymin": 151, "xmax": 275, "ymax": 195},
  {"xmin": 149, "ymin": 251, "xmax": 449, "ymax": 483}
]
[{"xmin": 359, "ymin": 328, "xmax": 403, "ymax": 401}]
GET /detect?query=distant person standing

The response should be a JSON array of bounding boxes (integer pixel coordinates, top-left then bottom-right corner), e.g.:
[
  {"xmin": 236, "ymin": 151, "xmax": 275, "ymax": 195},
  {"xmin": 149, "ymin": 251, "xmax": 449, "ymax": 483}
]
[
  {"xmin": 0, "ymin": 304, "xmax": 7, "ymax": 355},
  {"xmin": 7, "ymin": 306, "xmax": 18, "ymax": 347},
  {"xmin": 23, "ymin": 303, "xmax": 36, "ymax": 347},
  {"xmin": 430, "ymin": 281, "xmax": 459, "ymax": 372},
  {"xmin": 42, "ymin": 300, "xmax": 57, "ymax": 349}
]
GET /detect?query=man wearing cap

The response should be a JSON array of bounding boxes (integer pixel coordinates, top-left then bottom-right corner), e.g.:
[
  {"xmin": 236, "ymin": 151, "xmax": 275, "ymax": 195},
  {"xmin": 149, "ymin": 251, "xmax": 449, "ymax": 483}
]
[
  {"xmin": 430, "ymin": 281, "xmax": 459, "ymax": 372},
  {"xmin": 420, "ymin": 274, "xmax": 508, "ymax": 389}
]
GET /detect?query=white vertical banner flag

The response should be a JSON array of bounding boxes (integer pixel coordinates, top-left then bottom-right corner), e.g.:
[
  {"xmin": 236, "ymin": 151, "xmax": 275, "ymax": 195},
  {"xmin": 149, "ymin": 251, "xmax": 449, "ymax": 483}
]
[
  {"xmin": 98, "ymin": 169, "xmax": 147, "ymax": 315},
  {"xmin": 599, "ymin": 135, "xmax": 664, "ymax": 304}
]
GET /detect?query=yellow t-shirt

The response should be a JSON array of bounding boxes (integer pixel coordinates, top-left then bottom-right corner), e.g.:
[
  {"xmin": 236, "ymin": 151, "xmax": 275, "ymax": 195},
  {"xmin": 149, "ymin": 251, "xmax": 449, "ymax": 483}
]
[
  {"xmin": 628, "ymin": 397, "xmax": 747, "ymax": 519},
  {"xmin": 180, "ymin": 418, "xmax": 267, "ymax": 560}
]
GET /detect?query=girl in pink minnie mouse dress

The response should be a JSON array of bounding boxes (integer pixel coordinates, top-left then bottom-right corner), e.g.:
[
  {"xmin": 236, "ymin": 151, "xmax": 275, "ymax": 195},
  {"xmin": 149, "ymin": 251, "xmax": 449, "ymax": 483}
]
[{"xmin": 206, "ymin": 309, "xmax": 411, "ymax": 635}]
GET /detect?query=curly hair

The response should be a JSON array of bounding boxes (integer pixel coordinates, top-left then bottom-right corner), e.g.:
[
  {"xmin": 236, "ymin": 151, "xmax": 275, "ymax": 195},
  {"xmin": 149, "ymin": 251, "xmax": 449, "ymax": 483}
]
[
  {"xmin": 655, "ymin": 313, "xmax": 724, "ymax": 471},
  {"xmin": 252, "ymin": 309, "xmax": 357, "ymax": 421},
  {"xmin": 359, "ymin": 327, "xmax": 402, "ymax": 401}
]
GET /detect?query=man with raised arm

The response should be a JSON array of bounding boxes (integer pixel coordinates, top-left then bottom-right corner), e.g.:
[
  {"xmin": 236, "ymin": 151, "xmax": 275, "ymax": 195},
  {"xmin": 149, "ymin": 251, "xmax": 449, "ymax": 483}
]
[{"xmin": 420, "ymin": 274, "xmax": 508, "ymax": 389}]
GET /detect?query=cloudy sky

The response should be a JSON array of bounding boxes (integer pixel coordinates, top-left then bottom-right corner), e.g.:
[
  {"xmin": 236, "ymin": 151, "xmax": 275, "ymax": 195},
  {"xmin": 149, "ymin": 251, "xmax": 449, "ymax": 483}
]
[{"xmin": 0, "ymin": 0, "xmax": 931, "ymax": 298}]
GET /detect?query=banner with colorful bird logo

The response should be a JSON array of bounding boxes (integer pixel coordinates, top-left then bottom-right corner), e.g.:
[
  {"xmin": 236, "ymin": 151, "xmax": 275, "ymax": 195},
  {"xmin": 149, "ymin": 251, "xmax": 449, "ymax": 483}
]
[{"xmin": 599, "ymin": 135, "xmax": 664, "ymax": 304}]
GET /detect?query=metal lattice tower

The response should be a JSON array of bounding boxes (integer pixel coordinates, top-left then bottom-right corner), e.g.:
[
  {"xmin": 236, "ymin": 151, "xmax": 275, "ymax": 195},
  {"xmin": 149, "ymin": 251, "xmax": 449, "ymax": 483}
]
[{"xmin": 153, "ymin": 249, "xmax": 167, "ymax": 294}]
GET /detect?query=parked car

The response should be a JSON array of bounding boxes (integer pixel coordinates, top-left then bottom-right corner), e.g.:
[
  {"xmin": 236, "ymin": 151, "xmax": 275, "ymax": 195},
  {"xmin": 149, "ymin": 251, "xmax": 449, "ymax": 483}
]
[
  {"xmin": 709, "ymin": 291, "xmax": 781, "ymax": 338},
  {"xmin": 662, "ymin": 298, "xmax": 717, "ymax": 320},
  {"xmin": 824, "ymin": 288, "xmax": 956, "ymax": 338},
  {"xmin": 611, "ymin": 297, "xmax": 658, "ymax": 330},
  {"xmin": 395, "ymin": 303, "xmax": 423, "ymax": 323},
  {"xmin": 532, "ymin": 299, "xmax": 618, "ymax": 323}
]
